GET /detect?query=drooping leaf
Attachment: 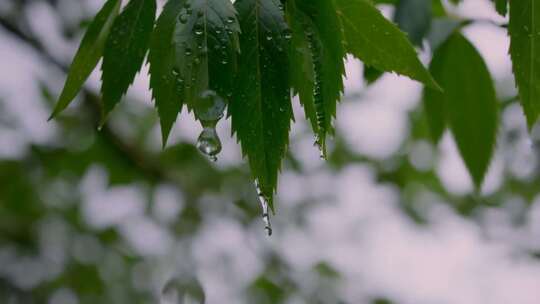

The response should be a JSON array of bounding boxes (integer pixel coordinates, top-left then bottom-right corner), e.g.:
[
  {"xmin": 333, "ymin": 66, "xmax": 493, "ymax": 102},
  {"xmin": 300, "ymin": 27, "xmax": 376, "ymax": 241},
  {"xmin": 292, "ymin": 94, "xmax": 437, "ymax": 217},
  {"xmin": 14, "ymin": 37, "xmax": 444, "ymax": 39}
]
[
  {"xmin": 394, "ymin": 0, "xmax": 432, "ymax": 47},
  {"xmin": 101, "ymin": 0, "xmax": 156, "ymax": 123},
  {"xmin": 49, "ymin": 0, "xmax": 121, "ymax": 120},
  {"xmin": 172, "ymin": 0, "xmax": 240, "ymax": 116},
  {"xmin": 290, "ymin": 0, "xmax": 346, "ymax": 156},
  {"xmin": 509, "ymin": 0, "xmax": 540, "ymax": 129},
  {"xmin": 149, "ymin": 0, "xmax": 185, "ymax": 146},
  {"xmin": 335, "ymin": 0, "xmax": 440, "ymax": 90},
  {"xmin": 230, "ymin": 0, "xmax": 293, "ymax": 210},
  {"xmin": 425, "ymin": 33, "xmax": 498, "ymax": 188}
]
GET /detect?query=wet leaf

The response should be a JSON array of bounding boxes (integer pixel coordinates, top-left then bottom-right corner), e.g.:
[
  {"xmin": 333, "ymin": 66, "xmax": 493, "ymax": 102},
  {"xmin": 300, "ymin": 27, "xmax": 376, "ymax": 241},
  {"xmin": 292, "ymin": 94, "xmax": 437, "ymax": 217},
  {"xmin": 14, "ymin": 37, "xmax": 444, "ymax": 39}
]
[
  {"xmin": 49, "ymin": 0, "xmax": 120, "ymax": 119},
  {"xmin": 230, "ymin": 0, "xmax": 293, "ymax": 210},
  {"xmin": 101, "ymin": 0, "xmax": 157, "ymax": 123},
  {"xmin": 288, "ymin": 0, "xmax": 346, "ymax": 156},
  {"xmin": 149, "ymin": 0, "xmax": 185, "ymax": 146}
]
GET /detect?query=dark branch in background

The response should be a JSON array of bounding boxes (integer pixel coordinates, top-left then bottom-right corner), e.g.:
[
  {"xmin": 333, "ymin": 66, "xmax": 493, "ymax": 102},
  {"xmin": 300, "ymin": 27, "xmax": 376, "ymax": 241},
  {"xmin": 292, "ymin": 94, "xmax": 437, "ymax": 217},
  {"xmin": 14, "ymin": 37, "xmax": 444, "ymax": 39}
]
[{"xmin": 0, "ymin": 16, "xmax": 167, "ymax": 182}]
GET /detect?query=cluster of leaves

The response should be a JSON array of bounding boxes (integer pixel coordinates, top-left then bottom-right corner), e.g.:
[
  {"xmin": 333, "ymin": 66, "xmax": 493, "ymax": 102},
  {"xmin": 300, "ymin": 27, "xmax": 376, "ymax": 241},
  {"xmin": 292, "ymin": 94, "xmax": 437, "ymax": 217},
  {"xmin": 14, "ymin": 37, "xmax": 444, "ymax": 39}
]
[{"xmin": 49, "ymin": 0, "xmax": 537, "ymax": 210}]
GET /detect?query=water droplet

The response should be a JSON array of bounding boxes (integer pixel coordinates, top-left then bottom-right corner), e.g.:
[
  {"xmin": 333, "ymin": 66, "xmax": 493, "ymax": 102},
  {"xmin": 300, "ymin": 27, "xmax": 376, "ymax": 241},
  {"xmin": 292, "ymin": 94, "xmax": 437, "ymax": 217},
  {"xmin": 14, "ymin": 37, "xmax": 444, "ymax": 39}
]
[
  {"xmin": 197, "ymin": 127, "xmax": 221, "ymax": 162},
  {"xmin": 179, "ymin": 14, "xmax": 188, "ymax": 24},
  {"xmin": 194, "ymin": 27, "xmax": 204, "ymax": 36},
  {"xmin": 195, "ymin": 91, "xmax": 226, "ymax": 161},
  {"xmin": 282, "ymin": 29, "xmax": 292, "ymax": 40},
  {"xmin": 185, "ymin": 47, "xmax": 193, "ymax": 56},
  {"xmin": 266, "ymin": 35, "xmax": 273, "ymax": 41},
  {"xmin": 226, "ymin": 17, "xmax": 235, "ymax": 24},
  {"xmin": 314, "ymin": 135, "xmax": 327, "ymax": 160},
  {"xmin": 254, "ymin": 181, "xmax": 272, "ymax": 236}
]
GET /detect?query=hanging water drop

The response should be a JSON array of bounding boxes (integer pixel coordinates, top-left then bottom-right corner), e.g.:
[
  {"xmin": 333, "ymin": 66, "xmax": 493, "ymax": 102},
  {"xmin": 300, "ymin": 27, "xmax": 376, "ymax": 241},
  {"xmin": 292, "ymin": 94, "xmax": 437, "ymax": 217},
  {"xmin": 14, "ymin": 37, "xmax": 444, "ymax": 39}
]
[
  {"xmin": 195, "ymin": 91, "xmax": 226, "ymax": 162},
  {"xmin": 196, "ymin": 127, "xmax": 221, "ymax": 162},
  {"xmin": 314, "ymin": 135, "xmax": 327, "ymax": 160},
  {"xmin": 254, "ymin": 181, "xmax": 272, "ymax": 236}
]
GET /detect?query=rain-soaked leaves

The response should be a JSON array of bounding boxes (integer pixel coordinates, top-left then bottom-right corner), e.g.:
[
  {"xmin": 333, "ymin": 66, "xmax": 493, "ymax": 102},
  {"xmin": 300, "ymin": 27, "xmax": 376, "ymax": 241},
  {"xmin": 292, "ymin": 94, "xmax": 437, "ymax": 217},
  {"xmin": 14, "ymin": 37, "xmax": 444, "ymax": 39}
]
[{"xmin": 50, "ymin": 0, "xmax": 532, "ymax": 217}]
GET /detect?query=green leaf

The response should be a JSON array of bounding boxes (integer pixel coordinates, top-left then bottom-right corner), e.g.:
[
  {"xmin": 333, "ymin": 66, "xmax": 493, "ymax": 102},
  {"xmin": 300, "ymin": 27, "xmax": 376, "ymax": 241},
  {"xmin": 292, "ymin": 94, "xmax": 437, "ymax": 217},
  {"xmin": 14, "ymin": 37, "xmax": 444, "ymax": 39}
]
[
  {"xmin": 230, "ymin": 0, "xmax": 293, "ymax": 210},
  {"xmin": 422, "ymin": 59, "xmax": 447, "ymax": 144},
  {"xmin": 172, "ymin": 0, "xmax": 240, "ymax": 116},
  {"xmin": 425, "ymin": 33, "xmax": 498, "ymax": 189},
  {"xmin": 49, "ymin": 0, "xmax": 121, "ymax": 120},
  {"xmin": 287, "ymin": 0, "xmax": 317, "ymax": 135},
  {"xmin": 289, "ymin": 0, "xmax": 346, "ymax": 156},
  {"xmin": 494, "ymin": 0, "xmax": 508, "ymax": 16},
  {"xmin": 432, "ymin": 0, "xmax": 446, "ymax": 17},
  {"xmin": 394, "ymin": 0, "xmax": 432, "ymax": 47},
  {"xmin": 149, "ymin": 0, "xmax": 185, "ymax": 146},
  {"xmin": 509, "ymin": 0, "xmax": 540, "ymax": 129},
  {"xmin": 335, "ymin": 0, "xmax": 440, "ymax": 90},
  {"xmin": 101, "ymin": 0, "xmax": 156, "ymax": 123}
]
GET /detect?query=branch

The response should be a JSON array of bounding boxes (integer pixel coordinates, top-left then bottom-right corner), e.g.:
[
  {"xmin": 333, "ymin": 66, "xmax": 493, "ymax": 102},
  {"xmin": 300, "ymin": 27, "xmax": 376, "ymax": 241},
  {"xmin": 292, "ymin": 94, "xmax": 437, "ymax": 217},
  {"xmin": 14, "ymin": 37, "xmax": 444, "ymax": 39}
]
[{"xmin": 0, "ymin": 16, "xmax": 168, "ymax": 183}]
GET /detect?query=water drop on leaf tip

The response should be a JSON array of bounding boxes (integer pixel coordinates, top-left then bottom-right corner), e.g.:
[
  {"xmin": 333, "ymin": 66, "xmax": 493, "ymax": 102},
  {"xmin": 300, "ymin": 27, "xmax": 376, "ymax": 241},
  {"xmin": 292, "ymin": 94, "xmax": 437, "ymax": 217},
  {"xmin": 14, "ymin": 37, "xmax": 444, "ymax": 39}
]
[{"xmin": 254, "ymin": 181, "xmax": 273, "ymax": 236}]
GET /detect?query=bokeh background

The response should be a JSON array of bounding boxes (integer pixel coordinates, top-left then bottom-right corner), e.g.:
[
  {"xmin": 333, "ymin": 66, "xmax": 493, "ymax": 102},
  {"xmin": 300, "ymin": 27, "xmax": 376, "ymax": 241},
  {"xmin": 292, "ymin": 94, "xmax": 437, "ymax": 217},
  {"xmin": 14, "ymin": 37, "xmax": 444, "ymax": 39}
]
[{"xmin": 1, "ymin": 0, "xmax": 540, "ymax": 303}]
